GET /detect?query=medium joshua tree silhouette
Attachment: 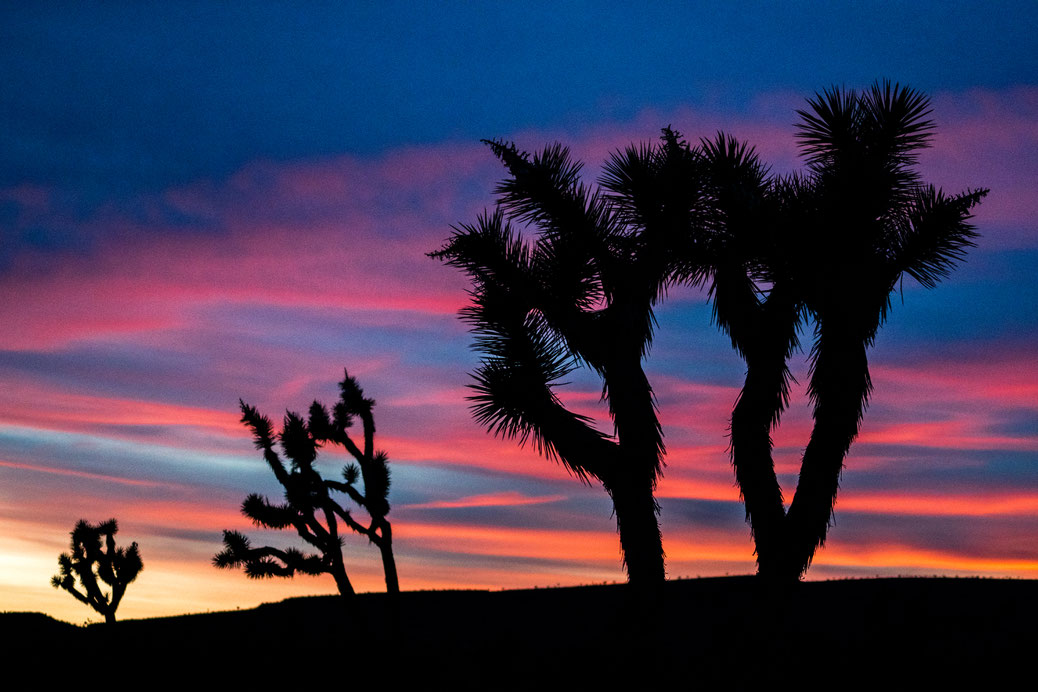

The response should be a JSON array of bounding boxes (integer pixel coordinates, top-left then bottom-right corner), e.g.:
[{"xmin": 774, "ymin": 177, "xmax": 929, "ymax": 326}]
[
  {"xmin": 432, "ymin": 138, "xmax": 704, "ymax": 588},
  {"xmin": 52, "ymin": 519, "xmax": 142, "ymax": 625},
  {"xmin": 214, "ymin": 370, "xmax": 398, "ymax": 598}
]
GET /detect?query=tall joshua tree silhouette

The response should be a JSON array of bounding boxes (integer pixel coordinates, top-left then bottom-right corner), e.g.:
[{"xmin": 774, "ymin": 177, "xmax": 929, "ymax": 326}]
[
  {"xmin": 432, "ymin": 138, "xmax": 705, "ymax": 588},
  {"xmin": 214, "ymin": 370, "xmax": 398, "ymax": 598},
  {"xmin": 777, "ymin": 82, "xmax": 987, "ymax": 578},
  {"xmin": 52, "ymin": 519, "xmax": 142, "ymax": 625},
  {"xmin": 650, "ymin": 83, "xmax": 985, "ymax": 581}
]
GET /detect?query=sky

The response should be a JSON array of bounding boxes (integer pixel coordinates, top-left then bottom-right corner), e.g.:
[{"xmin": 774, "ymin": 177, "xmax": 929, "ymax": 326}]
[{"xmin": 2, "ymin": 2, "xmax": 1036, "ymax": 623}]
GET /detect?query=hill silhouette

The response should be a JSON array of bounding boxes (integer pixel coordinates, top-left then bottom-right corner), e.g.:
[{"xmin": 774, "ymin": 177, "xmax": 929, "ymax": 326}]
[{"xmin": 5, "ymin": 576, "xmax": 1034, "ymax": 686}]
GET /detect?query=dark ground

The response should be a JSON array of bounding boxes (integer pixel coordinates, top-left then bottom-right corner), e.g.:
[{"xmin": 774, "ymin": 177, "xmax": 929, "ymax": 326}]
[{"xmin": 6, "ymin": 576, "xmax": 1035, "ymax": 687}]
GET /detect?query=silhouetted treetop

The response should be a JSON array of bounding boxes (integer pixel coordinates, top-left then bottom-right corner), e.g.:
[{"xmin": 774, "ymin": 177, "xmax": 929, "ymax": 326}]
[
  {"xmin": 52, "ymin": 518, "xmax": 142, "ymax": 625},
  {"xmin": 215, "ymin": 369, "xmax": 398, "ymax": 598}
]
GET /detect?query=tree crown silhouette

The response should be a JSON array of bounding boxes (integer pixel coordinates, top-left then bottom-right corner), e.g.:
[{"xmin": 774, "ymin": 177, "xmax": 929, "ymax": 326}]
[
  {"xmin": 52, "ymin": 518, "xmax": 142, "ymax": 625},
  {"xmin": 214, "ymin": 369, "xmax": 398, "ymax": 598}
]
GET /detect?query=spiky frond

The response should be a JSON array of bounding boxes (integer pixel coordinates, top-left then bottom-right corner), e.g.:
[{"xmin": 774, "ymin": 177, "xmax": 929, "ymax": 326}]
[
  {"xmin": 365, "ymin": 451, "xmax": 391, "ymax": 502},
  {"xmin": 338, "ymin": 369, "xmax": 374, "ymax": 414},
  {"xmin": 116, "ymin": 542, "xmax": 143, "ymax": 585},
  {"xmin": 241, "ymin": 493, "xmax": 297, "ymax": 529},
  {"xmin": 599, "ymin": 129, "xmax": 713, "ymax": 298},
  {"xmin": 308, "ymin": 401, "xmax": 333, "ymax": 439},
  {"xmin": 486, "ymin": 139, "xmax": 620, "ymax": 308},
  {"xmin": 280, "ymin": 411, "xmax": 317, "ymax": 469},
  {"xmin": 213, "ymin": 530, "xmax": 251, "ymax": 568},
  {"xmin": 430, "ymin": 209, "xmax": 533, "ymax": 297},
  {"xmin": 282, "ymin": 548, "xmax": 327, "ymax": 576},
  {"xmin": 332, "ymin": 401, "xmax": 354, "ymax": 431},
  {"xmin": 859, "ymin": 80, "xmax": 935, "ymax": 167},
  {"xmin": 600, "ymin": 139, "xmax": 660, "ymax": 228},
  {"xmin": 240, "ymin": 400, "xmax": 276, "ymax": 450},
  {"xmin": 484, "ymin": 139, "xmax": 585, "ymax": 228},
  {"xmin": 894, "ymin": 186, "xmax": 987, "ymax": 289},
  {"xmin": 795, "ymin": 85, "xmax": 864, "ymax": 169},
  {"xmin": 342, "ymin": 462, "xmax": 360, "ymax": 485},
  {"xmin": 243, "ymin": 556, "xmax": 292, "ymax": 579},
  {"xmin": 701, "ymin": 132, "xmax": 770, "ymax": 195}
]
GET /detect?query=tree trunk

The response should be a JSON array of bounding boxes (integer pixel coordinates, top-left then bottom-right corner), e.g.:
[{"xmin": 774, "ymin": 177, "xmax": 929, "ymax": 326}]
[
  {"xmin": 783, "ymin": 329, "xmax": 870, "ymax": 579},
  {"xmin": 330, "ymin": 559, "xmax": 356, "ymax": 599},
  {"xmin": 714, "ymin": 273, "xmax": 799, "ymax": 581},
  {"xmin": 599, "ymin": 354, "xmax": 666, "ymax": 590},
  {"xmin": 608, "ymin": 470, "xmax": 665, "ymax": 589},
  {"xmin": 104, "ymin": 609, "xmax": 116, "ymax": 625},
  {"xmin": 730, "ymin": 354, "xmax": 789, "ymax": 581},
  {"xmin": 375, "ymin": 521, "xmax": 401, "ymax": 635},
  {"xmin": 376, "ymin": 521, "xmax": 399, "ymax": 595}
]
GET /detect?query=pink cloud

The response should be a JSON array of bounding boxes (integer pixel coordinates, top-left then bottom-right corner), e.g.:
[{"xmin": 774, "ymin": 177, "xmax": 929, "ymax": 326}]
[
  {"xmin": 0, "ymin": 375, "xmax": 244, "ymax": 442},
  {"xmin": 0, "ymin": 459, "xmax": 164, "ymax": 488},
  {"xmin": 838, "ymin": 490, "xmax": 1038, "ymax": 518},
  {"xmin": 403, "ymin": 491, "xmax": 568, "ymax": 510}
]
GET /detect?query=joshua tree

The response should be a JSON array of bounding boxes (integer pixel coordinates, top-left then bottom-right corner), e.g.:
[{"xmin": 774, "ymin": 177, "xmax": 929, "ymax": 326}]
[
  {"xmin": 596, "ymin": 128, "xmax": 808, "ymax": 580},
  {"xmin": 52, "ymin": 519, "xmax": 142, "ymax": 625},
  {"xmin": 776, "ymin": 82, "xmax": 987, "ymax": 578},
  {"xmin": 642, "ymin": 83, "xmax": 985, "ymax": 582},
  {"xmin": 214, "ymin": 370, "xmax": 398, "ymax": 599},
  {"xmin": 432, "ymin": 138, "xmax": 705, "ymax": 588},
  {"xmin": 690, "ymin": 134, "xmax": 805, "ymax": 580}
]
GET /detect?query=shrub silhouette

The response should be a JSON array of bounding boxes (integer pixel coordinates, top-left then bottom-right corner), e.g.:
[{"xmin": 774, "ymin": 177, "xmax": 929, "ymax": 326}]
[
  {"xmin": 214, "ymin": 369, "xmax": 398, "ymax": 598},
  {"xmin": 51, "ymin": 519, "xmax": 142, "ymax": 625},
  {"xmin": 432, "ymin": 138, "xmax": 709, "ymax": 588}
]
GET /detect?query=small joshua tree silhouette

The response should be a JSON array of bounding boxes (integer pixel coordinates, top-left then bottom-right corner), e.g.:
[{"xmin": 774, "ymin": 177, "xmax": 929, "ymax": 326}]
[
  {"xmin": 214, "ymin": 369, "xmax": 398, "ymax": 599},
  {"xmin": 51, "ymin": 519, "xmax": 143, "ymax": 625}
]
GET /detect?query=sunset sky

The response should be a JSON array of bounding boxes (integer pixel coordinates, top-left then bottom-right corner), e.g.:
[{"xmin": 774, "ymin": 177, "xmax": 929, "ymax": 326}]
[{"xmin": 3, "ymin": 3, "xmax": 1036, "ymax": 624}]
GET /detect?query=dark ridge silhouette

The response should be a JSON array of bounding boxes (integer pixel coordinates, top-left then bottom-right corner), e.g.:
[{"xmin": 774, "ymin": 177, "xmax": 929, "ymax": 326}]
[
  {"xmin": 51, "ymin": 518, "xmax": 142, "ymax": 625},
  {"xmin": 214, "ymin": 369, "xmax": 398, "ymax": 601},
  {"xmin": 431, "ymin": 137, "xmax": 712, "ymax": 589},
  {"xmin": 8, "ymin": 578, "xmax": 1035, "ymax": 685}
]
